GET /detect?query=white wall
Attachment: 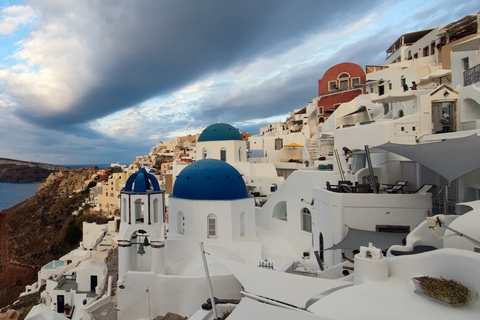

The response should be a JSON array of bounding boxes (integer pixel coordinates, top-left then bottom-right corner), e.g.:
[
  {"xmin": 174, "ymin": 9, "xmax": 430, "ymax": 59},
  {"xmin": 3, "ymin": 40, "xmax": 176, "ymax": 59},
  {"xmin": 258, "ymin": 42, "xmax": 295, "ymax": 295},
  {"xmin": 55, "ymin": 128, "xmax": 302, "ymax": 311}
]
[
  {"xmin": 82, "ymin": 222, "xmax": 107, "ymax": 250},
  {"xmin": 117, "ymin": 270, "xmax": 242, "ymax": 319},
  {"xmin": 256, "ymin": 169, "xmax": 337, "ymax": 257},
  {"xmin": 196, "ymin": 140, "xmax": 246, "ymax": 162},
  {"xmin": 314, "ymin": 188, "xmax": 432, "ymax": 267}
]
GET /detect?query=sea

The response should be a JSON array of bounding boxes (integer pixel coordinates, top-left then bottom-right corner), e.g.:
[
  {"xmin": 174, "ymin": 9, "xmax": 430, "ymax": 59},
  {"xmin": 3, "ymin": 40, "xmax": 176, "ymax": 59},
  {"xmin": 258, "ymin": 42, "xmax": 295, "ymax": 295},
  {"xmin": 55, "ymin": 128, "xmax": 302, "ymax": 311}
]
[
  {"xmin": 0, "ymin": 182, "xmax": 41, "ymax": 212},
  {"xmin": 0, "ymin": 163, "xmax": 113, "ymax": 212}
]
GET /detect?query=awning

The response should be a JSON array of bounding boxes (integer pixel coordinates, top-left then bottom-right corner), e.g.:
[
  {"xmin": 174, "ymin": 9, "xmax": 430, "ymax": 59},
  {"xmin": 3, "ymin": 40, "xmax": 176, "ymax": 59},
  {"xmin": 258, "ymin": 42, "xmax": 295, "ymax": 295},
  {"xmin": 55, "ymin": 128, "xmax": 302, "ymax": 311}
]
[
  {"xmin": 216, "ymin": 257, "xmax": 350, "ymax": 309},
  {"xmin": 284, "ymin": 143, "xmax": 304, "ymax": 148},
  {"xmin": 419, "ymin": 69, "xmax": 451, "ymax": 84},
  {"xmin": 342, "ymin": 106, "xmax": 367, "ymax": 117},
  {"xmin": 325, "ymin": 227, "xmax": 406, "ymax": 251},
  {"xmin": 455, "ymin": 199, "xmax": 480, "ymax": 212},
  {"xmin": 371, "ymin": 91, "xmax": 416, "ymax": 103},
  {"xmin": 372, "ymin": 134, "xmax": 480, "ymax": 182}
]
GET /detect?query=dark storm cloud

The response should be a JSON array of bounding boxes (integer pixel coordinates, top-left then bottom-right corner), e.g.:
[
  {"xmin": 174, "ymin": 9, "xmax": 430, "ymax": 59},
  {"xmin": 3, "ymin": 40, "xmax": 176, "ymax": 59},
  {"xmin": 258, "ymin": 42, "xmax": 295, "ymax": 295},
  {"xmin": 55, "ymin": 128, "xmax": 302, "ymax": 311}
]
[
  {"xmin": 8, "ymin": 0, "xmax": 382, "ymax": 131},
  {"xmin": 194, "ymin": 27, "xmax": 396, "ymax": 129}
]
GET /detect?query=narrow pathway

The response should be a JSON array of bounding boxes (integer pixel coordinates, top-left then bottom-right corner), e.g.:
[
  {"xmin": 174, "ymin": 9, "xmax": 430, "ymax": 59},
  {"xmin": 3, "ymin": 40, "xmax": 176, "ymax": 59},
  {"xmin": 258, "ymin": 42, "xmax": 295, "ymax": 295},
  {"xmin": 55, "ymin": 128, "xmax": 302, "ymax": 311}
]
[{"xmin": 91, "ymin": 248, "xmax": 118, "ymax": 320}]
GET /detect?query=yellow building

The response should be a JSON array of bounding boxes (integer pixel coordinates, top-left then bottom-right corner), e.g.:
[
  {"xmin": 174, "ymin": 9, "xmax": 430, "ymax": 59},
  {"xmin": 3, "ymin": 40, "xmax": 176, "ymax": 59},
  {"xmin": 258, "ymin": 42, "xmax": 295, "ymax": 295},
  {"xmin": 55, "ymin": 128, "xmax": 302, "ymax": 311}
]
[{"xmin": 97, "ymin": 171, "xmax": 132, "ymax": 215}]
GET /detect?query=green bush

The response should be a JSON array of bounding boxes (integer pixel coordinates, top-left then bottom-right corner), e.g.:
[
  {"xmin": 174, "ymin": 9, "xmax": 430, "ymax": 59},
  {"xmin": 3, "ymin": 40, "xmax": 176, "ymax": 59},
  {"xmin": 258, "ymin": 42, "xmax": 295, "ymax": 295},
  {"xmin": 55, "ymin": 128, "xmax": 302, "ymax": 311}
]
[{"xmin": 64, "ymin": 216, "xmax": 82, "ymax": 245}]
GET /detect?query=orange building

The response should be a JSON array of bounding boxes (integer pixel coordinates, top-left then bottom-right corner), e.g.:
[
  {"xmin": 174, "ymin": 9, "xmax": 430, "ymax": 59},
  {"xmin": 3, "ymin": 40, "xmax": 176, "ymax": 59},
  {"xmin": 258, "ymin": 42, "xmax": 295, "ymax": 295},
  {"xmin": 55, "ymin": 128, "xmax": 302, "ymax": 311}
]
[{"xmin": 317, "ymin": 62, "xmax": 366, "ymax": 123}]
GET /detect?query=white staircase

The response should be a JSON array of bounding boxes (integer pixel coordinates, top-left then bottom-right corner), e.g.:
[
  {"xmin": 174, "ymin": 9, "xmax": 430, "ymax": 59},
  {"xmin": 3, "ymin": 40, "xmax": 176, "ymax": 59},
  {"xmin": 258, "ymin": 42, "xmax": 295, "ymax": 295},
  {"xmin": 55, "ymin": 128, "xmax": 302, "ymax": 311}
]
[{"xmin": 306, "ymin": 135, "xmax": 319, "ymax": 163}]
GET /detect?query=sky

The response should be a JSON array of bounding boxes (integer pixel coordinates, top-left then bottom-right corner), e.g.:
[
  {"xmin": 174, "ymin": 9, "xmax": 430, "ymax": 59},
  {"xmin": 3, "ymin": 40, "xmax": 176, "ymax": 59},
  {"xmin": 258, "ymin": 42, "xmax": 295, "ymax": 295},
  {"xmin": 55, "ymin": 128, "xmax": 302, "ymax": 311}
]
[{"xmin": 0, "ymin": 1, "xmax": 478, "ymax": 165}]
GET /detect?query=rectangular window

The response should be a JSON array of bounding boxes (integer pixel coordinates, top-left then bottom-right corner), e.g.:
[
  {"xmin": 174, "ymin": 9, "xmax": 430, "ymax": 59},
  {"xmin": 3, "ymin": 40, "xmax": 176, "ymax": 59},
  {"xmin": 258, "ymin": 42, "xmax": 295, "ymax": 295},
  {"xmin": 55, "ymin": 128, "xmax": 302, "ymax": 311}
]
[
  {"xmin": 329, "ymin": 81, "xmax": 337, "ymax": 91},
  {"xmin": 339, "ymin": 79, "xmax": 348, "ymax": 90},
  {"xmin": 462, "ymin": 57, "xmax": 469, "ymax": 71},
  {"xmin": 376, "ymin": 225, "xmax": 410, "ymax": 233},
  {"xmin": 351, "ymin": 77, "xmax": 360, "ymax": 87},
  {"xmin": 208, "ymin": 217, "xmax": 217, "ymax": 238},
  {"xmin": 302, "ymin": 209, "xmax": 312, "ymax": 232},
  {"xmin": 423, "ymin": 46, "xmax": 429, "ymax": 57}
]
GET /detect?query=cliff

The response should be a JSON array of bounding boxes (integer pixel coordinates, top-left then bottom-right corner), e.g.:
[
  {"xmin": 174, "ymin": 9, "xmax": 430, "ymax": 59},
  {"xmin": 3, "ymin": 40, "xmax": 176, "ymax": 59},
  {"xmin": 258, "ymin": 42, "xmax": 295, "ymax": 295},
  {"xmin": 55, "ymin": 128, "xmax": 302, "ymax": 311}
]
[
  {"xmin": 0, "ymin": 167, "xmax": 100, "ymax": 308},
  {"xmin": 0, "ymin": 158, "xmax": 73, "ymax": 183}
]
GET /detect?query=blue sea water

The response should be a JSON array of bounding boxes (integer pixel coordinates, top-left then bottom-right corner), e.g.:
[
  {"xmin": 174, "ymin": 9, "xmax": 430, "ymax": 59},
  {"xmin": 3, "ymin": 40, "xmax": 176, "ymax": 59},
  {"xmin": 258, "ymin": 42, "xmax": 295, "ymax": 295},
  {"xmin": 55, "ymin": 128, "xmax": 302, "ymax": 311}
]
[
  {"xmin": 0, "ymin": 182, "xmax": 41, "ymax": 212},
  {"xmin": 66, "ymin": 163, "xmax": 112, "ymax": 169}
]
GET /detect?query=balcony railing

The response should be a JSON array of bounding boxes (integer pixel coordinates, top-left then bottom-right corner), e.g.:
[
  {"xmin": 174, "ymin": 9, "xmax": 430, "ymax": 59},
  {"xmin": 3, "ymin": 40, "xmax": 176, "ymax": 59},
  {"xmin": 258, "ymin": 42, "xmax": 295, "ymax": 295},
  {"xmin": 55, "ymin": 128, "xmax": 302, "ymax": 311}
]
[{"xmin": 464, "ymin": 64, "xmax": 480, "ymax": 86}]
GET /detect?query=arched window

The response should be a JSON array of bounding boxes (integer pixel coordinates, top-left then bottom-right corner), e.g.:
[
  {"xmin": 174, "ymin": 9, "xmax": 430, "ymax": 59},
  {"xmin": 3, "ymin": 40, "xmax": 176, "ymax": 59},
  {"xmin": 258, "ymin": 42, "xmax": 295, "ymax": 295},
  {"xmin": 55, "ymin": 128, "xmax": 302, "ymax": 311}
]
[
  {"xmin": 272, "ymin": 201, "xmax": 287, "ymax": 221},
  {"xmin": 202, "ymin": 148, "xmax": 207, "ymax": 159},
  {"xmin": 220, "ymin": 148, "xmax": 227, "ymax": 162},
  {"xmin": 177, "ymin": 211, "xmax": 184, "ymax": 234},
  {"xmin": 301, "ymin": 208, "xmax": 312, "ymax": 232},
  {"xmin": 338, "ymin": 73, "xmax": 350, "ymax": 90},
  {"xmin": 238, "ymin": 147, "xmax": 242, "ymax": 161},
  {"xmin": 153, "ymin": 198, "xmax": 160, "ymax": 223},
  {"xmin": 319, "ymin": 233, "xmax": 324, "ymax": 261},
  {"xmin": 134, "ymin": 199, "xmax": 143, "ymax": 223},
  {"xmin": 207, "ymin": 214, "xmax": 217, "ymax": 238},
  {"xmin": 240, "ymin": 212, "xmax": 246, "ymax": 237},
  {"xmin": 122, "ymin": 198, "xmax": 127, "ymax": 222}
]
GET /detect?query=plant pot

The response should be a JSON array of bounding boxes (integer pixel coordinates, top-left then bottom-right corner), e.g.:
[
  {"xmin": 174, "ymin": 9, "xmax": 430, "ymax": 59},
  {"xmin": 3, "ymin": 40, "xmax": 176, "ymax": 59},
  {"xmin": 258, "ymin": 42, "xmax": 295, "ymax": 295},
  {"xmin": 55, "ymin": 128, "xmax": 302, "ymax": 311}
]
[
  {"xmin": 412, "ymin": 277, "xmax": 469, "ymax": 306},
  {"xmin": 64, "ymin": 304, "xmax": 71, "ymax": 315}
]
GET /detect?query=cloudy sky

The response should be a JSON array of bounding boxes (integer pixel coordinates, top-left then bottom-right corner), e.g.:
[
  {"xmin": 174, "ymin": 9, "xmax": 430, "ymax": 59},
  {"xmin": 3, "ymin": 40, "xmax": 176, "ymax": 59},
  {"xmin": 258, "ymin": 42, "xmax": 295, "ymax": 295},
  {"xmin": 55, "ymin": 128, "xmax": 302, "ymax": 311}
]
[{"xmin": 0, "ymin": 1, "xmax": 478, "ymax": 165}]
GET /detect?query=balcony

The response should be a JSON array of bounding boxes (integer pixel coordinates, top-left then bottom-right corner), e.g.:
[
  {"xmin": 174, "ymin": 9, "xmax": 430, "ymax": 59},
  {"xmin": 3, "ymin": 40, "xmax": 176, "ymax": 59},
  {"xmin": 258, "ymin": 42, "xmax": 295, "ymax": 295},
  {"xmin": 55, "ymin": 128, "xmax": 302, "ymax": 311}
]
[{"xmin": 464, "ymin": 63, "xmax": 480, "ymax": 86}]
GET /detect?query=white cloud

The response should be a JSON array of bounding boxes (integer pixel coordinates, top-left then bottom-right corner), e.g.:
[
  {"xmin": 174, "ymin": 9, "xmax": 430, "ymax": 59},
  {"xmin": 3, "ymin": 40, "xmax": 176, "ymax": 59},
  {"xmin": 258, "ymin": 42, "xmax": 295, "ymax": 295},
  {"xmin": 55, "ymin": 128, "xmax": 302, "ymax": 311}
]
[
  {"xmin": 0, "ymin": 5, "xmax": 36, "ymax": 35},
  {"xmin": 5, "ymin": 19, "xmax": 99, "ymax": 116}
]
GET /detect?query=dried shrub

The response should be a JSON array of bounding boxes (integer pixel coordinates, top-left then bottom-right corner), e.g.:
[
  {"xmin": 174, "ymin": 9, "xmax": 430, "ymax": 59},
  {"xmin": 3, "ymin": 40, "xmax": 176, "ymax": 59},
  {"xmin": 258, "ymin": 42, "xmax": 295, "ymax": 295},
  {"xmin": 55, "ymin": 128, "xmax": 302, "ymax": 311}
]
[{"xmin": 417, "ymin": 276, "xmax": 470, "ymax": 305}]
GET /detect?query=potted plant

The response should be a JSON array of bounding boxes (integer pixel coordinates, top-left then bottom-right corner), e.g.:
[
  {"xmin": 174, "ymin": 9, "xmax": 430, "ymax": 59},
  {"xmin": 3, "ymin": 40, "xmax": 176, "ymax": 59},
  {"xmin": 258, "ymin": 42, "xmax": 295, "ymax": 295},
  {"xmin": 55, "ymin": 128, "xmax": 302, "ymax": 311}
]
[
  {"xmin": 412, "ymin": 276, "xmax": 470, "ymax": 306},
  {"xmin": 64, "ymin": 303, "xmax": 71, "ymax": 315}
]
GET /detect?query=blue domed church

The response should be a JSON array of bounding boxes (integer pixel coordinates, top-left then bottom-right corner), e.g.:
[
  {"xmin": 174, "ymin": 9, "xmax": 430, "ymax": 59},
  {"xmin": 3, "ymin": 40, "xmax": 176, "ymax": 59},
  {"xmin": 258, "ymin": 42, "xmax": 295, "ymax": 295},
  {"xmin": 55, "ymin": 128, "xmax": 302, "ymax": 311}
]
[
  {"xmin": 169, "ymin": 159, "xmax": 259, "ymax": 257},
  {"xmin": 196, "ymin": 123, "xmax": 246, "ymax": 162},
  {"xmin": 117, "ymin": 159, "xmax": 261, "ymax": 319}
]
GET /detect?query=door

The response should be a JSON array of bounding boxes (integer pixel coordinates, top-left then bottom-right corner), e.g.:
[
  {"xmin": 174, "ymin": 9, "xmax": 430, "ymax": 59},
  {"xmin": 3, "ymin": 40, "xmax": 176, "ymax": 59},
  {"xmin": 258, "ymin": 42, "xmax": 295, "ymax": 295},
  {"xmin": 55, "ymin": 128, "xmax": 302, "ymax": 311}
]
[
  {"xmin": 432, "ymin": 101, "xmax": 456, "ymax": 133},
  {"xmin": 57, "ymin": 295, "xmax": 65, "ymax": 313},
  {"xmin": 378, "ymin": 85, "xmax": 384, "ymax": 95},
  {"xmin": 90, "ymin": 275, "xmax": 98, "ymax": 292},
  {"xmin": 275, "ymin": 138, "xmax": 283, "ymax": 150}
]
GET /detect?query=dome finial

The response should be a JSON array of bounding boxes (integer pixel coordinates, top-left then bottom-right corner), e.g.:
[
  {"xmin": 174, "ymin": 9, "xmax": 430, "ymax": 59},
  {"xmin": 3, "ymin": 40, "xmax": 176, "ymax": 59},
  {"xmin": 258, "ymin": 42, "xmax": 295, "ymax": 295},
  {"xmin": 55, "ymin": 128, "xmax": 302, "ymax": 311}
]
[{"xmin": 217, "ymin": 118, "xmax": 221, "ymax": 123}]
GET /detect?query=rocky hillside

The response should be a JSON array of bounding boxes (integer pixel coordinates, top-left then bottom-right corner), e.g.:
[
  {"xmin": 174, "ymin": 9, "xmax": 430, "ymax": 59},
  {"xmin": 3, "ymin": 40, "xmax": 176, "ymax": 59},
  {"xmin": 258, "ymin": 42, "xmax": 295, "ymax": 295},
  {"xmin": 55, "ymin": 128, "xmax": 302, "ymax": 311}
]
[
  {"xmin": 0, "ymin": 158, "xmax": 73, "ymax": 183},
  {"xmin": 0, "ymin": 167, "xmax": 99, "ymax": 308}
]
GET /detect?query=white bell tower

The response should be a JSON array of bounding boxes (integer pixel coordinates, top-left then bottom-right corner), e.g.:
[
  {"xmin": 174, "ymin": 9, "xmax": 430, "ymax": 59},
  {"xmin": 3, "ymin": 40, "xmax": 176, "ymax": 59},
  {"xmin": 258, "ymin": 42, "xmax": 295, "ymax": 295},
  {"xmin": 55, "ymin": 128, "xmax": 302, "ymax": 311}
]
[{"xmin": 117, "ymin": 168, "xmax": 166, "ymax": 284}]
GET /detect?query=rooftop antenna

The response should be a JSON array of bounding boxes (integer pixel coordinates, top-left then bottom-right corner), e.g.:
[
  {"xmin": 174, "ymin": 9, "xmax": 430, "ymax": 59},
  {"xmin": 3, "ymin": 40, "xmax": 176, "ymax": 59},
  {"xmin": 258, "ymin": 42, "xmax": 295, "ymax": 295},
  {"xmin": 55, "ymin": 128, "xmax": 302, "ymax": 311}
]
[
  {"xmin": 200, "ymin": 242, "xmax": 219, "ymax": 319},
  {"xmin": 427, "ymin": 216, "xmax": 480, "ymax": 246}
]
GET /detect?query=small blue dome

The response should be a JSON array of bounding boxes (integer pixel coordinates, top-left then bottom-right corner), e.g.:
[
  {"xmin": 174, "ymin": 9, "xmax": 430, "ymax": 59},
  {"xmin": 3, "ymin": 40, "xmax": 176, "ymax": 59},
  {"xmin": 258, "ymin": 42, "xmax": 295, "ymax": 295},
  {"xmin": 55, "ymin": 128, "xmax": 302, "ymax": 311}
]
[
  {"xmin": 198, "ymin": 123, "xmax": 243, "ymax": 142},
  {"xmin": 124, "ymin": 168, "xmax": 161, "ymax": 192},
  {"xmin": 172, "ymin": 159, "xmax": 250, "ymax": 200}
]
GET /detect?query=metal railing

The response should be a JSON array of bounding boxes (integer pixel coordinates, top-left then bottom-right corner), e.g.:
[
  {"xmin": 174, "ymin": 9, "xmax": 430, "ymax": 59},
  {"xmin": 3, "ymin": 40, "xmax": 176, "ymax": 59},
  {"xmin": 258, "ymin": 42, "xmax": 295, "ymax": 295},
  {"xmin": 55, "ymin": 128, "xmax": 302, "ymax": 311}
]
[{"xmin": 464, "ymin": 63, "xmax": 480, "ymax": 86}]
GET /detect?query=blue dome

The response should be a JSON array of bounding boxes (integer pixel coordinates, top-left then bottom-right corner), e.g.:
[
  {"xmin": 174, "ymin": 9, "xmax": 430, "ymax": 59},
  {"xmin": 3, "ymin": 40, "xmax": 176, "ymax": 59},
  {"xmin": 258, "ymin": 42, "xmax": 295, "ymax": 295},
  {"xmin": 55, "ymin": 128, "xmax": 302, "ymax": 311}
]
[
  {"xmin": 124, "ymin": 168, "xmax": 161, "ymax": 192},
  {"xmin": 198, "ymin": 123, "xmax": 243, "ymax": 142},
  {"xmin": 172, "ymin": 159, "xmax": 250, "ymax": 200}
]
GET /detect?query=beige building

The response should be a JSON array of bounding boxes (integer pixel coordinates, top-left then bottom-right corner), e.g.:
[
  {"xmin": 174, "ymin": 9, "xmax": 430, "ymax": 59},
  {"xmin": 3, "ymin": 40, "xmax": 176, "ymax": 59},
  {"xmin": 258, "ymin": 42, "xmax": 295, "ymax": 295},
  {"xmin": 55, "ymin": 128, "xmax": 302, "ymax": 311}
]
[{"xmin": 97, "ymin": 171, "xmax": 132, "ymax": 215}]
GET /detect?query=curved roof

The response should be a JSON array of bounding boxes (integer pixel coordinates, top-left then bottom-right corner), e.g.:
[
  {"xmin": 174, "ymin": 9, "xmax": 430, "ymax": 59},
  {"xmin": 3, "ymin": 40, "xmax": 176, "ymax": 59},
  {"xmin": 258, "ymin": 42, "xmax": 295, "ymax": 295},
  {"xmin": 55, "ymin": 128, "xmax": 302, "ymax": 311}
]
[
  {"xmin": 172, "ymin": 159, "xmax": 250, "ymax": 200},
  {"xmin": 198, "ymin": 123, "xmax": 243, "ymax": 142},
  {"xmin": 124, "ymin": 168, "xmax": 161, "ymax": 193}
]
